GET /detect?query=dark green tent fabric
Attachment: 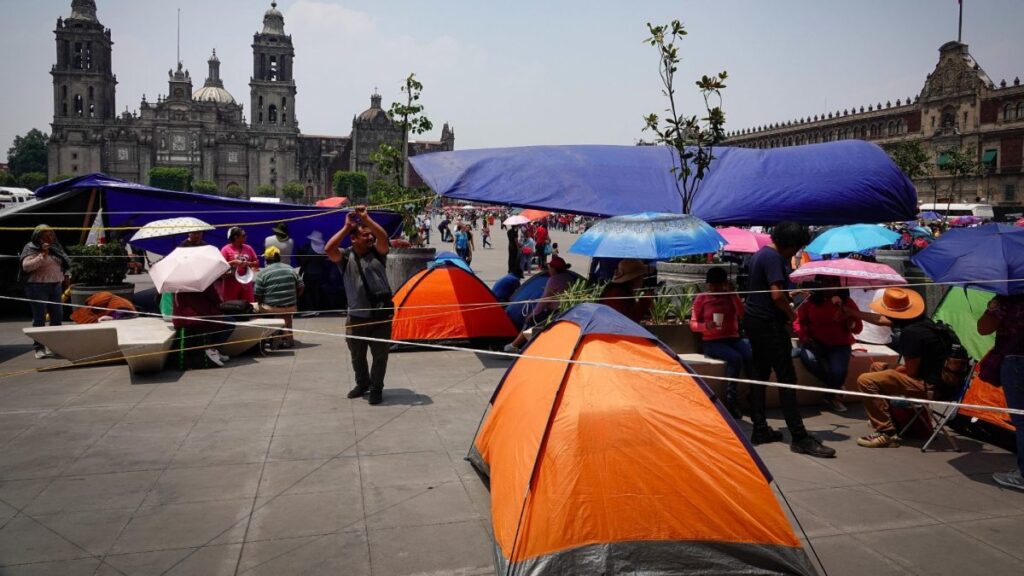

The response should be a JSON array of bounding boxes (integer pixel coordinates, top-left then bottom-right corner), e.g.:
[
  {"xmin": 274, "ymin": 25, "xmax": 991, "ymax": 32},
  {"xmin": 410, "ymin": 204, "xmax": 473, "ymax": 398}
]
[{"xmin": 932, "ymin": 288, "xmax": 996, "ymax": 361}]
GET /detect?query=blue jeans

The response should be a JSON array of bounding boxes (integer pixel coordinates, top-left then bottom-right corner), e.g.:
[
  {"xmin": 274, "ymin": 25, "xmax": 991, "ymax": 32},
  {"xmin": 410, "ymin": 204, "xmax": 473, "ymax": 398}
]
[
  {"xmin": 702, "ymin": 338, "xmax": 752, "ymax": 405},
  {"xmin": 797, "ymin": 343, "xmax": 852, "ymax": 391},
  {"xmin": 25, "ymin": 282, "xmax": 63, "ymax": 351},
  {"xmin": 1000, "ymin": 355, "xmax": 1024, "ymax": 474}
]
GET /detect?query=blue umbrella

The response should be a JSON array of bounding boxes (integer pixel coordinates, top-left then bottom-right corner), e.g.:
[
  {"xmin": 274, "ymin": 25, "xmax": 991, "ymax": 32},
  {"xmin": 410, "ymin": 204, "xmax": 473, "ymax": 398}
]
[
  {"xmin": 569, "ymin": 212, "xmax": 725, "ymax": 259},
  {"xmin": 805, "ymin": 224, "xmax": 901, "ymax": 255},
  {"xmin": 911, "ymin": 224, "xmax": 1024, "ymax": 295}
]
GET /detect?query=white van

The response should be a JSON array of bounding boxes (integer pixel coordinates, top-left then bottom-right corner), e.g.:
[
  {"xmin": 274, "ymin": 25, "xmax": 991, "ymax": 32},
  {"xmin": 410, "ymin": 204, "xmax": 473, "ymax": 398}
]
[
  {"xmin": 0, "ymin": 187, "xmax": 36, "ymax": 210},
  {"xmin": 919, "ymin": 203, "xmax": 995, "ymax": 219}
]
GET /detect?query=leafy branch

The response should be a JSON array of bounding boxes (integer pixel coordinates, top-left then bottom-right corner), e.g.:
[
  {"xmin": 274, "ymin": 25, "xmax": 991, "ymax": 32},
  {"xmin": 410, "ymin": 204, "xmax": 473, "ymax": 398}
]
[{"xmin": 642, "ymin": 21, "xmax": 727, "ymax": 214}]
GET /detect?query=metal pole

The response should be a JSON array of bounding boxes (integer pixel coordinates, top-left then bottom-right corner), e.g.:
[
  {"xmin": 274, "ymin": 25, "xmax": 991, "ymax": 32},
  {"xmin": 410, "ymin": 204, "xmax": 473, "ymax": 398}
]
[{"xmin": 958, "ymin": 0, "xmax": 963, "ymax": 43}]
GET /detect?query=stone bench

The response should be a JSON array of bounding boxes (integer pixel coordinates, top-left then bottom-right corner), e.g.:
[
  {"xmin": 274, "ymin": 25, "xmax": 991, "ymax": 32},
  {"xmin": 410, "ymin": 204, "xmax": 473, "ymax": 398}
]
[{"xmin": 24, "ymin": 317, "xmax": 286, "ymax": 374}]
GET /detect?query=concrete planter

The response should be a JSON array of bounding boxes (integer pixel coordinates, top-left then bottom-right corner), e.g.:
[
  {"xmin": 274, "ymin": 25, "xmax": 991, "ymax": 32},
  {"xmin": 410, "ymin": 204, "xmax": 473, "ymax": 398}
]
[
  {"xmin": 69, "ymin": 283, "xmax": 135, "ymax": 307},
  {"xmin": 385, "ymin": 247, "xmax": 436, "ymax": 293},
  {"xmin": 644, "ymin": 322, "xmax": 700, "ymax": 355}
]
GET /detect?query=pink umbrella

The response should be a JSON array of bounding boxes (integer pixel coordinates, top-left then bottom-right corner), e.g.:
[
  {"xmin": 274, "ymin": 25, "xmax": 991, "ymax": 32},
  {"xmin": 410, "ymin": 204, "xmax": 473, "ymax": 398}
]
[
  {"xmin": 717, "ymin": 227, "xmax": 771, "ymax": 253},
  {"xmin": 948, "ymin": 215, "xmax": 980, "ymax": 227},
  {"xmin": 790, "ymin": 258, "xmax": 906, "ymax": 287},
  {"xmin": 1015, "ymin": 218, "xmax": 1024, "ymax": 228}
]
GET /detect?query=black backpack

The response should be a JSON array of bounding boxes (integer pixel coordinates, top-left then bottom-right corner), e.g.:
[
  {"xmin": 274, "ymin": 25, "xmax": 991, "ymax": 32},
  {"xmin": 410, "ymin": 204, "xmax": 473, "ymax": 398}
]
[{"xmin": 926, "ymin": 319, "xmax": 971, "ymax": 394}]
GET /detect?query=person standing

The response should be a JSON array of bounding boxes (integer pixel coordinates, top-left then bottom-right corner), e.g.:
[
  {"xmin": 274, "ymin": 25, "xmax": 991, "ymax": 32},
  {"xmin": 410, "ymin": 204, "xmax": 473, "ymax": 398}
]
[
  {"xmin": 534, "ymin": 222, "xmax": 549, "ymax": 269},
  {"xmin": 743, "ymin": 222, "xmax": 835, "ymax": 458},
  {"xmin": 20, "ymin": 224, "xmax": 70, "ymax": 359},
  {"xmin": 453, "ymin": 224, "xmax": 471, "ymax": 261},
  {"xmin": 326, "ymin": 206, "xmax": 392, "ymax": 405},
  {"xmin": 506, "ymin": 225, "xmax": 520, "ymax": 275},
  {"xmin": 264, "ymin": 222, "xmax": 295, "ymax": 267},
  {"xmin": 481, "ymin": 222, "xmax": 492, "ymax": 248},
  {"xmin": 220, "ymin": 227, "xmax": 259, "ymax": 302},
  {"xmin": 254, "ymin": 246, "xmax": 304, "ymax": 348},
  {"xmin": 977, "ymin": 294, "xmax": 1024, "ymax": 491},
  {"xmin": 179, "ymin": 230, "xmax": 208, "ymax": 248}
]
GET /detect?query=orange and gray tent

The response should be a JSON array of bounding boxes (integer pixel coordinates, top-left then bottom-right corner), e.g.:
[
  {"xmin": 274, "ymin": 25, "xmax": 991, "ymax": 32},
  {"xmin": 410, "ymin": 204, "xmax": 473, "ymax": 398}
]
[
  {"xmin": 470, "ymin": 303, "xmax": 816, "ymax": 575},
  {"xmin": 390, "ymin": 262, "xmax": 518, "ymax": 347}
]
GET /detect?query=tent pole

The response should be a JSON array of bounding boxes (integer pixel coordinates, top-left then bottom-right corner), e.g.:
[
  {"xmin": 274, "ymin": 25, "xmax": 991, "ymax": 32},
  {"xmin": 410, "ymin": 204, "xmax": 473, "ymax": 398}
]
[{"xmin": 79, "ymin": 187, "xmax": 98, "ymax": 245}]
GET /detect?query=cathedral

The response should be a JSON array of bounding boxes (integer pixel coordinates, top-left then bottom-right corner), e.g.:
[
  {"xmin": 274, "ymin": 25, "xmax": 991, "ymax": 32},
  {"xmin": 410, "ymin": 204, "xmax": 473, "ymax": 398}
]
[
  {"xmin": 724, "ymin": 41, "xmax": 1023, "ymax": 208},
  {"xmin": 46, "ymin": 0, "xmax": 455, "ymax": 200}
]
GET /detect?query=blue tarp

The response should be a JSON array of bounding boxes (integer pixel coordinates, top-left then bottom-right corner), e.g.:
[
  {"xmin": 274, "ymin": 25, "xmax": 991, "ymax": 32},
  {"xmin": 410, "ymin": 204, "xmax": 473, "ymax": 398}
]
[
  {"xmin": 408, "ymin": 141, "xmax": 918, "ymax": 225},
  {"xmin": 505, "ymin": 270, "xmax": 584, "ymax": 329},
  {"xmin": 35, "ymin": 174, "xmax": 403, "ymax": 256}
]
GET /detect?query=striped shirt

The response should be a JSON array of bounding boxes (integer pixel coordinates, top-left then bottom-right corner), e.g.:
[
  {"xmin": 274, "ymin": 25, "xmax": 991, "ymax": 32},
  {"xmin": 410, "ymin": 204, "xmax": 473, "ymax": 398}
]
[{"xmin": 254, "ymin": 262, "xmax": 303, "ymax": 307}]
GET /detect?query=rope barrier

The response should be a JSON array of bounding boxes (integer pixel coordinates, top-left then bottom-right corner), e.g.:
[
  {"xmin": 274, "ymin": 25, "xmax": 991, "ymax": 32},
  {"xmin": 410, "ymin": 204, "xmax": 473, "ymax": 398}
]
[{"xmin": 4, "ymin": 294, "xmax": 1022, "ymax": 418}]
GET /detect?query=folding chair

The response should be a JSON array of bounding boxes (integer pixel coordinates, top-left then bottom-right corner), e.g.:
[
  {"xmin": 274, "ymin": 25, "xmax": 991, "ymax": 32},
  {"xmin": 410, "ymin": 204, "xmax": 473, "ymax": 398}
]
[{"xmin": 894, "ymin": 360, "xmax": 974, "ymax": 452}]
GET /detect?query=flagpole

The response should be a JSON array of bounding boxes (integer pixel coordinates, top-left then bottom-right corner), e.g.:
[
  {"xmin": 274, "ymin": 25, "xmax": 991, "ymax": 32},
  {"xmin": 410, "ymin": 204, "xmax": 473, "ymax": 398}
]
[{"xmin": 958, "ymin": 0, "xmax": 963, "ymax": 43}]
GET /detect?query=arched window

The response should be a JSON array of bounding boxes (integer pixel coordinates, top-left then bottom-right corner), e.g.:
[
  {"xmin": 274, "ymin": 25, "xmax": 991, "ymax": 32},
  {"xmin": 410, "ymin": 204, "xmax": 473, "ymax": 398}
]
[
  {"xmin": 258, "ymin": 96, "xmax": 264, "ymax": 124},
  {"xmin": 269, "ymin": 56, "xmax": 278, "ymax": 81},
  {"xmin": 1017, "ymin": 102, "xmax": 1024, "ymax": 120},
  {"xmin": 268, "ymin": 104, "xmax": 278, "ymax": 124},
  {"xmin": 1005, "ymin": 103, "xmax": 1015, "ymax": 121},
  {"xmin": 74, "ymin": 94, "xmax": 83, "ymax": 117}
]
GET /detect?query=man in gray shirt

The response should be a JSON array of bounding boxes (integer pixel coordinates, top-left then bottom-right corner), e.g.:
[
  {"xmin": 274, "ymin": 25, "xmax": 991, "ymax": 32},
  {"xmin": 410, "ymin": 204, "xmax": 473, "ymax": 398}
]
[{"xmin": 326, "ymin": 206, "xmax": 392, "ymax": 405}]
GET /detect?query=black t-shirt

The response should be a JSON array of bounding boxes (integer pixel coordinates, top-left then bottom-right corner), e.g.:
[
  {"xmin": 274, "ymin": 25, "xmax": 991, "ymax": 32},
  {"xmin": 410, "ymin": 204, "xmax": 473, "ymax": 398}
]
[
  {"xmin": 896, "ymin": 320, "xmax": 945, "ymax": 387},
  {"xmin": 745, "ymin": 246, "xmax": 790, "ymax": 322}
]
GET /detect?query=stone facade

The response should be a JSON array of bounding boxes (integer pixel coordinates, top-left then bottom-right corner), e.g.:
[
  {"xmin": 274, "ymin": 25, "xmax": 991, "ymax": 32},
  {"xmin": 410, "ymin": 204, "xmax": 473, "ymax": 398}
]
[
  {"xmin": 47, "ymin": 1, "xmax": 454, "ymax": 200},
  {"xmin": 724, "ymin": 42, "xmax": 1024, "ymax": 210}
]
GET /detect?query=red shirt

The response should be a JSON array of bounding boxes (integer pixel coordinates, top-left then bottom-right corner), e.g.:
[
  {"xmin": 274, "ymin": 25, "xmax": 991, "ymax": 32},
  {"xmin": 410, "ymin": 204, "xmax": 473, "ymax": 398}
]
[
  {"xmin": 690, "ymin": 293, "xmax": 743, "ymax": 341},
  {"xmin": 795, "ymin": 297, "xmax": 863, "ymax": 346},
  {"xmin": 534, "ymin": 226, "xmax": 548, "ymax": 245}
]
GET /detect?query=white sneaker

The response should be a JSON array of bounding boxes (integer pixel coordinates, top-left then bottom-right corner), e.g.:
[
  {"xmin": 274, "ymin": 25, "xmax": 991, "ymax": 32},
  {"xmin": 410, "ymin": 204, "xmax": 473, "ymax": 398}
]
[
  {"xmin": 44, "ymin": 347, "xmax": 56, "ymax": 358},
  {"xmin": 34, "ymin": 350, "xmax": 47, "ymax": 360},
  {"xmin": 204, "ymin": 348, "xmax": 225, "ymax": 367},
  {"xmin": 215, "ymin": 350, "xmax": 230, "ymax": 362},
  {"xmin": 993, "ymin": 468, "xmax": 1024, "ymax": 492},
  {"xmin": 503, "ymin": 344, "xmax": 520, "ymax": 354}
]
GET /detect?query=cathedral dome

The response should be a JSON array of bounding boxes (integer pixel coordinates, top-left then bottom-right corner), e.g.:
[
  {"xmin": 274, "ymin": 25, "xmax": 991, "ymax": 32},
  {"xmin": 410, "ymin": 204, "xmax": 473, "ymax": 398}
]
[
  {"xmin": 193, "ymin": 85, "xmax": 236, "ymax": 104},
  {"xmin": 356, "ymin": 93, "xmax": 392, "ymax": 124},
  {"xmin": 262, "ymin": 1, "xmax": 286, "ymax": 35}
]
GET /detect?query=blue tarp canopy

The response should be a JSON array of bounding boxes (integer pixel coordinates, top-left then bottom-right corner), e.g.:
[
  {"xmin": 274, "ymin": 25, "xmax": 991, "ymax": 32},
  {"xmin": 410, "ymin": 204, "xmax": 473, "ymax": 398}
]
[
  {"xmin": 408, "ymin": 141, "xmax": 918, "ymax": 225},
  {"xmin": 34, "ymin": 174, "xmax": 403, "ymax": 256}
]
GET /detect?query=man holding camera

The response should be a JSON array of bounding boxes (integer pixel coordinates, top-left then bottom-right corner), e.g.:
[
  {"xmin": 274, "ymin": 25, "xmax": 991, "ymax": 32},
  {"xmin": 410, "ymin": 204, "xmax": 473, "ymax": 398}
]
[{"xmin": 326, "ymin": 206, "xmax": 393, "ymax": 405}]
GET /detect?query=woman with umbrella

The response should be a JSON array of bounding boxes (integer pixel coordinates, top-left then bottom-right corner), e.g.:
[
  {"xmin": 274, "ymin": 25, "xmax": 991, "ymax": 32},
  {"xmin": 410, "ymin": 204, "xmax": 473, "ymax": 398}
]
[
  {"xmin": 793, "ymin": 276, "xmax": 863, "ymax": 413},
  {"xmin": 220, "ymin": 226, "xmax": 259, "ymax": 302}
]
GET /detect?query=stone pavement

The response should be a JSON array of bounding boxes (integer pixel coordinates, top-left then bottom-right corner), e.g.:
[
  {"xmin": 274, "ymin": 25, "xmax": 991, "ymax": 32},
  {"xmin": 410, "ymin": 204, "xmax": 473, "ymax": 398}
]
[{"xmin": 0, "ymin": 227, "xmax": 1022, "ymax": 575}]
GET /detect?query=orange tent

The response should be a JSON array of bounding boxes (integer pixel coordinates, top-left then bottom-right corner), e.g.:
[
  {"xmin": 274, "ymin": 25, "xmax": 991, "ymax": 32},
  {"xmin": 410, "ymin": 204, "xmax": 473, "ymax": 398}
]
[
  {"xmin": 391, "ymin": 263, "xmax": 518, "ymax": 347},
  {"xmin": 960, "ymin": 360, "xmax": 1015, "ymax": 432},
  {"xmin": 471, "ymin": 303, "xmax": 815, "ymax": 575},
  {"xmin": 315, "ymin": 196, "xmax": 347, "ymax": 208}
]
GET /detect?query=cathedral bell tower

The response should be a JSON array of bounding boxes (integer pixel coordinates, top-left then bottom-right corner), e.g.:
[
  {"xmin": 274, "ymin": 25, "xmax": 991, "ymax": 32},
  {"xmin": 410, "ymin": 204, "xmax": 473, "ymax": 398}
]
[
  {"xmin": 250, "ymin": 2, "xmax": 298, "ymax": 131},
  {"xmin": 49, "ymin": 0, "xmax": 117, "ymax": 178}
]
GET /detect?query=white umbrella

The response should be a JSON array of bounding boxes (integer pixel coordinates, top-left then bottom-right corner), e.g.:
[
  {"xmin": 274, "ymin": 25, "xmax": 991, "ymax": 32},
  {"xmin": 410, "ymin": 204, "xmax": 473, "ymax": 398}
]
[
  {"xmin": 149, "ymin": 245, "xmax": 229, "ymax": 293},
  {"xmin": 130, "ymin": 217, "xmax": 215, "ymax": 242},
  {"xmin": 503, "ymin": 215, "xmax": 530, "ymax": 226},
  {"xmin": 461, "ymin": 204, "xmax": 476, "ymax": 210}
]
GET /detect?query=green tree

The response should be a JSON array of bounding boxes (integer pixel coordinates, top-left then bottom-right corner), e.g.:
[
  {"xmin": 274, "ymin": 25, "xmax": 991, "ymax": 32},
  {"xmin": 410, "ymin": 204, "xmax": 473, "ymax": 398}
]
[
  {"xmin": 148, "ymin": 167, "xmax": 192, "ymax": 191},
  {"xmin": 192, "ymin": 179, "xmax": 218, "ymax": 195},
  {"xmin": 332, "ymin": 170, "xmax": 369, "ymax": 199},
  {"xmin": 374, "ymin": 73, "xmax": 433, "ymax": 187},
  {"xmin": 642, "ymin": 21, "xmax": 727, "ymax": 214},
  {"xmin": 18, "ymin": 172, "xmax": 47, "ymax": 191},
  {"xmin": 51, "ymin": 173, "xmax": 75, "ymax": 183},
  {"xmin": 0, "ymin": 171, "xmax": 12, "ymax": 186},
  {"xmin": 6, "ymin": 129, "xmax": 49, "ymax": 177},
  {"xmin": 282, "ymin": 181, "xmax": 305, "ymax": 203},
  {"xmin": 937, "ymin": 146, "xmax": 981, "ymax": 206},
  {"xmin": 884, "ymin": 140, "xmax": 937, "ymax": 202},
  {"xmin": 225, "ymin": 183, "xmax": 245, "ymax": 198},
  {"xmin": 255, "ymin": 184, "xmax": 277, "ymax": 197}
]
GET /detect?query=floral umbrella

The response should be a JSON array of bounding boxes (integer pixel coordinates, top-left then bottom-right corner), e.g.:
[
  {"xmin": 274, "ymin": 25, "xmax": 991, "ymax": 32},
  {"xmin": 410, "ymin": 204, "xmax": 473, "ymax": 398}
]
[
  {"xmin": 569, "ymin": 212, "xmax": 725, "ymax": 259},
  {"xmin": 790, "ymin": 258, "xmax": 907, "ymax": 287}
]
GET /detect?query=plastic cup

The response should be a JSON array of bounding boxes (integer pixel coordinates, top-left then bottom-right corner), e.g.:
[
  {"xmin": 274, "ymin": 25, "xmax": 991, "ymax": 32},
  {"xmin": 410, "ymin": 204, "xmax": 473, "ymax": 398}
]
[{"xmin": 712, "ymin": 313, "xmax": 724, "ymax": 327}]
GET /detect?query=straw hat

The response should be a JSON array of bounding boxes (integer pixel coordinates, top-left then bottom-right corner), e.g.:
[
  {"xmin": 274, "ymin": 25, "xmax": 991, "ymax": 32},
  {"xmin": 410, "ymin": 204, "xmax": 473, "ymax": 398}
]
[
  {"xmin": 869, "ymin": 288, "xmax": 924, "ymax": 319},
  {"xmin": 235, "ymin": 266, "xmax": 255, "ymax": 285},
  {"xmin": 612, "ymin": 259, "xmax": 649, "ymax": 284}
]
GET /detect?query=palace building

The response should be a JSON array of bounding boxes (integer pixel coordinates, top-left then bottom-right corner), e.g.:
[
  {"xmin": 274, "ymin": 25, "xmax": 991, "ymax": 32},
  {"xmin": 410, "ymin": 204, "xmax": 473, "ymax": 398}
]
[
  {"xmin": 47, "ymin": 0, "xmax": 454, "ymax": 199},
  {"xmin": 724, "ymin": 41, "xmax": 1023, "ymax": 210}
]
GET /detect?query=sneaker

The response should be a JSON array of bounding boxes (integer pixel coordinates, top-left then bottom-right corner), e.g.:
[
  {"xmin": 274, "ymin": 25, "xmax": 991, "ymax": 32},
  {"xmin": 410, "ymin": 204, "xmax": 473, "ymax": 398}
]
[
  {"xmin": 204, "ymin": 348, "xmax": 225, "ymax": 367},
  {"xmin": 824, "ymin": 397, "xmax": 848, "ymax": 413},
  {"xmin": 44, "ymin": 347, "xmax": 56, "ymax": 358},
  {"xmin": 792, "ymin": 435, "xmax": 837, "ymax": 458},
  {"xmin": 992, "ymin": 468, "xmax": 1024, "ymax": 492},
  {"xmin": 214, "ymin": 351, "xmax": 230, "ymax": 362},
  {"xmin": 857, "ymin": 431, "xmax": 900, "ymax": 448},
  {"xmin": 751, "ymin": 427, "xmax": 784, "ymax": 445},
  {"xmin": 34, "ymin": 349, "xmax": 47, "ymax": 360},
  {"xmin": 347, "ymin": 386, "xmax": 368, "ymax": 399},
  {"xmin": 503, "ymin": 343, "xmax": 520, "ymax": 354},
  {"xmin": 368, "ymin": 390, "xmax": 383, "ymax": 405}
]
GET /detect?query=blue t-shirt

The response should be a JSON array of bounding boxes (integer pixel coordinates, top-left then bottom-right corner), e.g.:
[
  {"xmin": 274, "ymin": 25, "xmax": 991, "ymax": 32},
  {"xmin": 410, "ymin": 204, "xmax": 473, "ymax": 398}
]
[
  {"xmin": 492, "ymin": 274, "xmax": 522, "ymax": 302},
  {"xmin": 455, "ymin": 231, "xmax": 468, "ymax": 250},
  {"xmin": 744, "ymin": 246, "xmax": 791, "ymax": 322}
]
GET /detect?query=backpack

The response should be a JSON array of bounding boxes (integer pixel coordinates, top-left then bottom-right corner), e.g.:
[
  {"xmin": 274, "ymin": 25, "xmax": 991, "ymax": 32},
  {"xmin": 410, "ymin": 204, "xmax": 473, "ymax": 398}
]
[{"xmin": 927, "ymin": 319, "xmax": 970, "ymax": 395}]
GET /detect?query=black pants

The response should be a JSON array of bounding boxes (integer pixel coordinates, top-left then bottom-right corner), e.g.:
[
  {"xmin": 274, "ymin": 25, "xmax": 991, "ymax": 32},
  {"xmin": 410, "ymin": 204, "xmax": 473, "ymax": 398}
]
[
  {"xmin": 346, "ymin": 317, "xmax": 391, "ymax": 392},
  {"xmin": 743, "ymin": 315, "xmax": 807, "ymax": 440},
  {"xmin": 507, "ymin": 247, "xmax": 519, "ymax": 275}
]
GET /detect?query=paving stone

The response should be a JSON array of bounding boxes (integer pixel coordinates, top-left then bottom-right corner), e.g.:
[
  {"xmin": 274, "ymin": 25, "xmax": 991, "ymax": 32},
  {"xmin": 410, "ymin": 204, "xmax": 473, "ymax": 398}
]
[
  {"xmin": 257, "ymin": 457, "xmax": 360, "ymax": 499},
  {"xmin": 267, "ymin": 433, "xmax": 358, "ymax": 461},
  {"xmin": 355, "ymin": 409, "xmax": 447, "ymax": 456},
  {"xmin": 66, "ymin": 434, "xmax": 184, "ymax": 475},
  {"xmin": 141, "ymin": 463, "xmax": 262, "ymax": 507},
  {"xmin": 871, "ymin": 476, "xmax": 1021, "ymax": 522},
  {"xmin": 783, "ymin": 485, "xmax": 938, "ymax": 536},
  {"xmin": 248, "ymin": 491, "xmax": 363, "ymax": 541},
  {"xmin": 950, "ymin": 514, "xmax": 1024, "ymax": 561},
  {"xmin": 364, "ymin": 480, "xmax": 481, "ymax": 530},
  {"xmin": 274, "ymin": 412, "xmax": 356, "ymax": 437},
  {"xmin": 367, "ymin": 520, "xmax": 494, "ymax": 576},
  {"xmin": 169, "ymin": 431, "xmax": 272, "ymax": 468},
  {"xmin": 104, "ymin": 543, "xmax": 241, "ymax": 576},
  {"xmin": 0, "ymin": 557, "xmax": 102, "ymax": 576},
  {"xmin": 32, "ymin": 508, "xmax": 134, "ymax": 555},
  {"xmin": 109, "ymin": 499, "xmax": 250, "ymax": 554},
  {"xmin": 807, "ymin": 533, "xmax": 911, "ymax": 576},
  {"xmin": 24, "ymin": 471, "xmax": 159, "ymax": 515},
  {"xmin": 853, "ymin": 523, "xmax": 1024, "ymax": 575},
  {"xmin": 0, "ymin": 516, "xmax": 91, "ymax": 566},
  {"xmin": 238, "ymin": 530, "xmax": 369, "ymax": 576}
]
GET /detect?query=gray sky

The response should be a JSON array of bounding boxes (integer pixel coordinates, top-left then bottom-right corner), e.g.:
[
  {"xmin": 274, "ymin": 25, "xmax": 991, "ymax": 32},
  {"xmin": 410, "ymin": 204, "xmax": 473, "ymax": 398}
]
[{"xmin": 2, "ymin": 0, "xmax": 1023, "ymax": 162}]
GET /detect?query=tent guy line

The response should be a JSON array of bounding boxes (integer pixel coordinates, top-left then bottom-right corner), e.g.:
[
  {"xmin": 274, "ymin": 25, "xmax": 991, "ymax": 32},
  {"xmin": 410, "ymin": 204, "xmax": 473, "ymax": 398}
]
[{"xmin": 5, "ymin": 294, "xmax": 1022, "ymax": 418}]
